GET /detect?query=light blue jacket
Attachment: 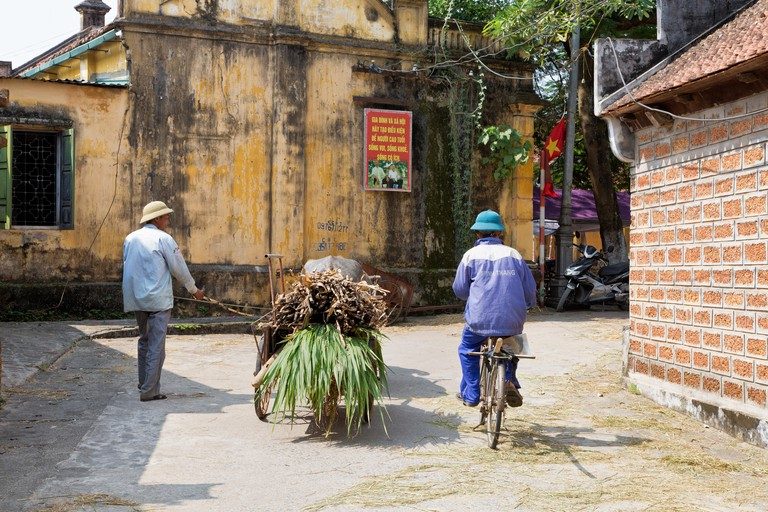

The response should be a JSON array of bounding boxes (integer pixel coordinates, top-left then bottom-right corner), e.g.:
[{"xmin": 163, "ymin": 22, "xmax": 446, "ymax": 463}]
[
  {"xmin": 122, "ymin": 224, "xmax": 198, "ymax": 312},
  {"xmin": 452, "ymin": 237, "xmax": 536, "ymax": 336}
]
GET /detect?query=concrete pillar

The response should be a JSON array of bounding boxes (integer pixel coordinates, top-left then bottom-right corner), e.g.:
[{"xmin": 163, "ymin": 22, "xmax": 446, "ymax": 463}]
[
  {"xmin": 497, "ymin": 104, "xmax": 539, "ymax": 260},
  {"xmin": 393, "ymin": 0, "xmax": 428, "ymax": 45},
  {"xmin": 79, "ymin": 52, "xmax": 97, "ymax": 82}
]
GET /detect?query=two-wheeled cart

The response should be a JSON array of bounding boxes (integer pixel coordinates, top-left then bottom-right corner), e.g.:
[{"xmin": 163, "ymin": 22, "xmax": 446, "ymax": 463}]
[{"xmin": 251, "ymin": 256, "xmax": 389, "ymax": 433}]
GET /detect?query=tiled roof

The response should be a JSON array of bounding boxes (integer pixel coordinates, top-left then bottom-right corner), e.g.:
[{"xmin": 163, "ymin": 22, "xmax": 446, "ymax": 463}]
[
  {"xmin": 0, "ymin": 76, "xmax": 126, "ymax": 88},
  {"xmin": 13, "ymin": 24, "xmax": 114, "ymax": 75},
  {"xmin": 606, "ymin": 0, "xmax": 768, "ymax": 113}
]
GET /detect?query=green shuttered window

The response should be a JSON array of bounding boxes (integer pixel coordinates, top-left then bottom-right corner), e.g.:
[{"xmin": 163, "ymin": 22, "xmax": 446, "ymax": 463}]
[{"xmin": 0, "ymin": 126, "xmax": 75, "ymax": 229}]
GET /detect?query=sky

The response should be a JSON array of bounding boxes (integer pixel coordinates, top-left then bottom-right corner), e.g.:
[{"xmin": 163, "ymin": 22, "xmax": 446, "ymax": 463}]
[{"xmin": 1, "ymin": 1, "xmax": 119, "ymax": 68}]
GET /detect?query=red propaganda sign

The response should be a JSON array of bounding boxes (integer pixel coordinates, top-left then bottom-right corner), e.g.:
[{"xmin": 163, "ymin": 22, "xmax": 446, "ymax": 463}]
[{"xmin": 363, "ymin": 108, "xmax": 412, "ymax": 192}]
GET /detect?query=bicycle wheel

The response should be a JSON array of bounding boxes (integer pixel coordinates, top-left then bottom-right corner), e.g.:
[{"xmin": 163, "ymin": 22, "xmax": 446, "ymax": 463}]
[
  {"xmin": 254, "ymin": 332, "xmax": 273, "ymax": 421},
  {"xmin": 486, "ymin": 361, "xmax": 505, "ymax": 449}
]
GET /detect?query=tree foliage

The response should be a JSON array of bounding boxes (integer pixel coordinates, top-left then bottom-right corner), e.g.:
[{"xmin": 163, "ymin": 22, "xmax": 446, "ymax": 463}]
[
  {"xmin": 427, "ymin": 0, "xmax": 652, "ymax": 190},
  {"xmin": 428, "ymin": 0, "xmax": 513, "ymax": 24},
  {"xmin": 478, "ymin": 125, "xmax": 533, "ymax": 181},
  {"xmin": 484, "ymin": 0, "xmax": 654, "ymax": 262},
  {"xmin": 535, "ymin": 57, "xmax": 629, "ymax": 190},
  {"xmin": 484, "ymin": 0, "xmax": 655, "ymax": 49}
]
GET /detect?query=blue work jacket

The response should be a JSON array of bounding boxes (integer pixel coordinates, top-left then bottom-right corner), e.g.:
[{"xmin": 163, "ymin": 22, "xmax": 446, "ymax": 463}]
[{"xmin": 452, "ymin": 237, "xmax": 536, "ymax": 336}]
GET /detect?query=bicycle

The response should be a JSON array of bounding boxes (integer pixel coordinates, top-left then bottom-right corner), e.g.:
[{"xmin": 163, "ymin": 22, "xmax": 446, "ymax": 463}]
[{"xmin": 468, "ymin": 334, "xmax": 535, "ymax": 449}]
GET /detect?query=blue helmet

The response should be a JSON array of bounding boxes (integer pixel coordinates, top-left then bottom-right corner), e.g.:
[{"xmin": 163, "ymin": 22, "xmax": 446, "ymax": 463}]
[{"xmin": 470, "ymin": 209, "xmax": 505, "ymax": 232}]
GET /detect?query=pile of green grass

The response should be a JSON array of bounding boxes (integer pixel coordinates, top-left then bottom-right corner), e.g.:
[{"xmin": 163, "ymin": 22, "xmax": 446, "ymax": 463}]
[{"xmin": 255, "ymin": 324, "xmax": 387, "ymax": 436}]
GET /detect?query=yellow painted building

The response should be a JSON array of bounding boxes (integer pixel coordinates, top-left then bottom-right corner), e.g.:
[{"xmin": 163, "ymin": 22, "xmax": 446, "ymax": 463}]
[{"xmin": 0, "ymin": 0, "xmax": 542, "ymax": 315}]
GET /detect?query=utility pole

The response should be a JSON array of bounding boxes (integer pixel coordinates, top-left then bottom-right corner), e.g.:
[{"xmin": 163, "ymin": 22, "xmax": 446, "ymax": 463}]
[{"xmin": 552, "ymin": 8, "xmax": 580, "ymax": 304}]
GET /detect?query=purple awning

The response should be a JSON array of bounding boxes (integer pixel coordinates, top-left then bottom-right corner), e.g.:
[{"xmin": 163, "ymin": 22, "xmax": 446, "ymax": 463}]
[{"xmin": 533, "ymin": 188, "xmax": 630, "ymax": 226}]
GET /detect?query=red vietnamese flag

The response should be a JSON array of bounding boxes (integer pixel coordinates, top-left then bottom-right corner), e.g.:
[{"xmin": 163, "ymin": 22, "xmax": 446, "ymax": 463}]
[
  {"xmin": 543, "ymin": 117, "xmax": 566, "ymax": 163},
  {"xmin": 540, "ymin": 117, "xmax": 566, "ymax": 198}
]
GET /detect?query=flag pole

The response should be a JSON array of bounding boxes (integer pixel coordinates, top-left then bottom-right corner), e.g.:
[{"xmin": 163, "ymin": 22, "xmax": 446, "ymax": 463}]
[{"xmin": 538, "ymin": 155, "xmax": 547, "ymax": 304}]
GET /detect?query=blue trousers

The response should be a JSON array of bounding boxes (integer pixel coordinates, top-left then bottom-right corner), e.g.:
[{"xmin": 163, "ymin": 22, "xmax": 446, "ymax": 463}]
[
  {"xmin": 136, "ymin": 309, "xmax": 172, "ymax": 400},
  {"xmin": 458, "ymin": 326, "xmax": 520, "ymax": 405}
]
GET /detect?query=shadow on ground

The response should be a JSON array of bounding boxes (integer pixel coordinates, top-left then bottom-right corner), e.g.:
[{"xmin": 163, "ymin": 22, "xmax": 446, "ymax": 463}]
[
  {"xmin": 0, "ymin": 337, "xmax": 251, "ymax": 511},
  {"xmin": 268, "ymin": 365, "xmax": 462, "ymax": 448}
]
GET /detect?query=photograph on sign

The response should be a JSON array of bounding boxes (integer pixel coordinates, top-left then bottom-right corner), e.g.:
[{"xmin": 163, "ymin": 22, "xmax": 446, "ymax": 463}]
[{"xmin": 363, "ymin": 108, "xmax": 412, "ymax": 192}]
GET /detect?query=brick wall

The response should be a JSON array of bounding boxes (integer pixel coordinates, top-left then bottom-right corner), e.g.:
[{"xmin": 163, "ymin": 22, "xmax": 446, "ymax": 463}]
[{"xmin": 628, "ymin": 92, "xmax": 768, "ymax": 417}]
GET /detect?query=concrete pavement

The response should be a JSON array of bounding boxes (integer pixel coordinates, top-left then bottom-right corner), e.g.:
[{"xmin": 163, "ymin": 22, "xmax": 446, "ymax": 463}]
[
  {"xmin": 2, "ymin": 310, "xmax": 768, "ymax": 511},
  {"xmin": 0, "ymin": 316, "xmax": 254, "ymax": 389}
]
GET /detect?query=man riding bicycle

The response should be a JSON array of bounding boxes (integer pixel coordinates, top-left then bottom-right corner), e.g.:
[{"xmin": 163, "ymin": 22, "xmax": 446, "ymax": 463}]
[{"xmin": 453, "ymin": 210, "xmax": 537, "ymax": 407}]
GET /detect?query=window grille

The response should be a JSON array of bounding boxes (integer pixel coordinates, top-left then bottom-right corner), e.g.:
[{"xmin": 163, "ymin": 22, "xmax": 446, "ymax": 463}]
[{"xmin": 11, "ymin": 131, "xmax": 59, "ymax": 227}]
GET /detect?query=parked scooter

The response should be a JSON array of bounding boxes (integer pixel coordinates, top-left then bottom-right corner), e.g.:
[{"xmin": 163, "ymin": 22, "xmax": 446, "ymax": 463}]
[{"xmin": 555, "ymin": 244, "xmax": 629, "ymax": 312}]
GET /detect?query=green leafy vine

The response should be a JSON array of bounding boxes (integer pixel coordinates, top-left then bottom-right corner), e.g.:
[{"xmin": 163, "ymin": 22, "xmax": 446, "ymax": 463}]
[{"xmin": 478, "ymin": 124, "xmax": 532, "ymax": 180}]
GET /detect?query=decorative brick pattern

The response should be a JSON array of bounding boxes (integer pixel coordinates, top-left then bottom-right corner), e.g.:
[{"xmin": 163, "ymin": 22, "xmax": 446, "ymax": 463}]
[{"xmin": 628, "ymin": 94, "xmax": 768, "ymax": 412}]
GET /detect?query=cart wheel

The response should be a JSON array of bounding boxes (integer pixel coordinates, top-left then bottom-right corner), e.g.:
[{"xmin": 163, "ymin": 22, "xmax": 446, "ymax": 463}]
[
  {"xmin": 254, "ymin": 383, "xmax": 274, "ymax": 421},
  {"xmin": 385, "ymin": 284, "xmax": 405, "ymax": 324},
  {"xmin": 254, "ymin": 333, "xmax": 273, "ymax": 421}
]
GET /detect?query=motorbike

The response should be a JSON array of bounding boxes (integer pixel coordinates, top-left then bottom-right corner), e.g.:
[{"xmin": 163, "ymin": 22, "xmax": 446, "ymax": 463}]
[{"xmin": 555, "ymin": 244, "xmax": 629, "ymax": 312}]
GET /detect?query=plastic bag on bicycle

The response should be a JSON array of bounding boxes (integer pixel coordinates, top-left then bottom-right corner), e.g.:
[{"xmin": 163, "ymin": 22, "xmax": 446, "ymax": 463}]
[{"xmin": 501, "ymin": 334, "xmax": 533, "ymax": 357}]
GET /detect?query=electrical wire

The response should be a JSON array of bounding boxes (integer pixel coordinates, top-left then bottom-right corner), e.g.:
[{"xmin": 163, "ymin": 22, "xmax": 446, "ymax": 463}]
[
  {"xmin": 2, "ymin": 30, "xmax": 76, "ymax": 61},
  {"xmin": 454, "ymin": 23, "xmax": 533, "ymax": 81}
]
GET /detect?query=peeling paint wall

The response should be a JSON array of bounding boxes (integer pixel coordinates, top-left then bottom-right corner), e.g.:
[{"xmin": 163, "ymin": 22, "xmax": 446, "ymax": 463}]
[
  {"xmin": 123, "ymin": 0, "xmax": 394, "ymax": 39},
  {"xmin": 1, "ymin": 0, "xmax": 541, "ymax": 312},
  {"xmin": 124, "ymin": 32, "xmax": 273, "ymax": 270},
  {"xmin": 0, "ymin": 79, "xmax": 130, "ymax": 281}
]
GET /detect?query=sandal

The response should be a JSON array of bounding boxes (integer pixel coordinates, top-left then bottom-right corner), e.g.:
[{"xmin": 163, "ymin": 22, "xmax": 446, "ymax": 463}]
[
  {"xmin": 455, "ymin": 392, "xmax": 479, "ymax": 408},
  {"xmin": 505, "ymin": 385, "xmax": 523, "ymax": 407},
  {"xmin": 140, "ymin": 394, "xmax": 168, "ymax": 402}
]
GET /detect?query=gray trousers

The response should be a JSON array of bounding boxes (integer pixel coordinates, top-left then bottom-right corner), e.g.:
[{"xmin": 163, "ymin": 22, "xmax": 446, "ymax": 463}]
[{"xmin": 135, "ymin": 309, "xmax": 172, "ymax": 400}]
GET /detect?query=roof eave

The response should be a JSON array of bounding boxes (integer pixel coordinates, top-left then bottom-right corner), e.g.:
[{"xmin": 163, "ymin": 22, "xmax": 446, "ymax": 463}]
[
  {"xmin": 607, "ymin": 53, "xmax": 768, "ymax": 120},
  {"xmin": 12, "ymin": 22, "xmax": 120, "ymax": 76}
]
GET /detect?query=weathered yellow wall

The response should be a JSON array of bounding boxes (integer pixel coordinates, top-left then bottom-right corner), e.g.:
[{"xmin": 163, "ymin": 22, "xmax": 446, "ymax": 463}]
[
  {"xmin": 393, "ymin": 0, "xmax": 428, "ymax": 45},
  {"xmin": 123, "ymin": 0, "xmax": 397, "ymax": 40},
  {"xmin": 92, "ymin": 41, "xmax": 127, "ymax": 77},
  {"xmin": 303, "ymin": 52, "xmax": 422, "ymax": 266},
  {"xmin": 121, "ymin": 31, "xmax": 273, "ymax": 268},
  {"xmin": 127, "ymin": 0, "xmax": 277, "ymax": 22},
  {"xmin": 3, "ymin": 0, "xmax": 541, "ymax": 311},
  {"xmin": 0, "ymin": 79, "xmax": 130, "ymax": 280},
  {"xmin": 299, "ymin": 0, "xmax": 395, "ymax": 39}
]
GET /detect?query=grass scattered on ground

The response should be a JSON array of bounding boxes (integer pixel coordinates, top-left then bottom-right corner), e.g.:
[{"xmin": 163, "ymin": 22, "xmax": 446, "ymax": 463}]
[
  {"xmin": 5, "ymin": 387, "xmax": 71, "ymax": 400},
  {"xmin": 661, "ymin": 454, "xmax": 743, "ymax": 473},
  {"xmin": 592, "ymin": 415, "xmax": 684, "ymax": 433},
  {"xmin": 34, "ymin": 493, "xmax": 140, "ymax": 512},
  {"xmin": 306, "ymin": 334, "xmax": 768, "ymax": 512}
]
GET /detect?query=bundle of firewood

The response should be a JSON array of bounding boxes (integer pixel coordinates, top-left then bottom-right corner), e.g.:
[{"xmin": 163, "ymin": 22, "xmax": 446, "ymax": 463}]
[{"xmin": 259, "ymin": 269, "xmax": 389, "ymax": 334}]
